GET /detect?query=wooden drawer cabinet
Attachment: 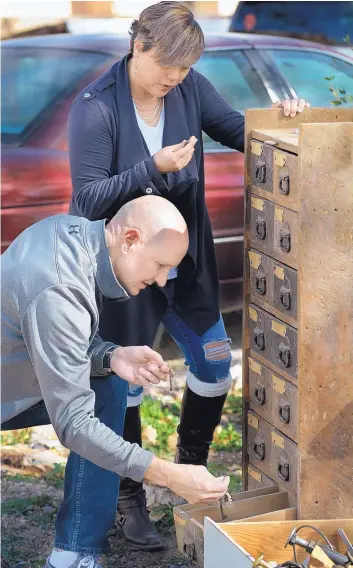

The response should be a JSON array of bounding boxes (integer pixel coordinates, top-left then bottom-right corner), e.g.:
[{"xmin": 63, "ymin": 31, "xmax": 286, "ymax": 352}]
[{"xmin": 242, "ymin": 108, "xmax": 353, "ymax": 519}]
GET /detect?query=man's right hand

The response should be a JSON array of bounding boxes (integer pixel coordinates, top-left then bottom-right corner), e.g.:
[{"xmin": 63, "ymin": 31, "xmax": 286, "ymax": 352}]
[
  {"xmin": 144, "ymin": 457, "xmax": 230, "ymax": 504},
  {"xmin": 110, "ymin": 346, "xmax": 169, "ymax": 387},
  {"xmin": 153, "ymin": 137, "xmax": 198, "ymax": 173}
]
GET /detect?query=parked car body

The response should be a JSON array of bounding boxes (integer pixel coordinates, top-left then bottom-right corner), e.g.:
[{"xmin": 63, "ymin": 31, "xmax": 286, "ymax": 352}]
[
  {"xmin": 229, "ymin": 1, "xmax": 353, "ymax": 45},
  {"xmin": 2, "ymin": 33, "xmax": 353, "ymax": 310}
]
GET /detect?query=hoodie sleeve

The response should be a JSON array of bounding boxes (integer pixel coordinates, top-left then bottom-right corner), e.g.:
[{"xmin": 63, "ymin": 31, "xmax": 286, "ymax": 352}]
[{"xmin": 21, "ymin": 284, "xmax": 153, "ymax": 481}]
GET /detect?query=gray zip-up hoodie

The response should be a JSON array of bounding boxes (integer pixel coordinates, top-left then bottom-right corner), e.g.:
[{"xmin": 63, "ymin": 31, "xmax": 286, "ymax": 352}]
[{"xmin": 1, "ymin": 214, "xmax": 153, "ymax": 481}]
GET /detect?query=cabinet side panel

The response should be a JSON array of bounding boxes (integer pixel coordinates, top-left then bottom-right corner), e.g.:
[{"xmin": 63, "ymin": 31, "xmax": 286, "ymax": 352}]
[{"xmin": 298, "ymin": 122, "xmax": 353, "ymax": 519}]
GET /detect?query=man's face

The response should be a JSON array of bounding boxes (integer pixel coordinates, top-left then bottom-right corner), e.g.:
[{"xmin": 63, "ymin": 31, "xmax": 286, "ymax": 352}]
[{"xmin": 114, "ymin": 228, "xmax": 188, "ymax": 296}]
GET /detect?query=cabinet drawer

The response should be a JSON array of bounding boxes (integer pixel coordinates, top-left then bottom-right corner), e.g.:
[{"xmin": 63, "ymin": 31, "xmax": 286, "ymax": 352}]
[
  {"xmin": 250, "ymin": 196, "xmax": 273, "ymax": 256},
  {"xmin": 250, "ymin": 197, "xmax": 299, "ymax": 269},
  {"xmin": 247, "ymin": 463, "xmax": 277, "ymax": 491},
  {"xmin": 247, "ymin": 411, "xmax": 272, "ymax": 476},
  {"xmin": 273, "ymin": 261, "xmax": 298, "ymax": 319},
  {"xmin": 248, "ymin": 356, "xmax": 298, "ymax": 442},
  {"xmin": 248, "ymin": 305, "xmax": 298, "ymax": 379},
  {"xmin": 248, "ymin": 250, "xmax": 298, "ymax": 319},
  {"xmin": 273, "ymin": 205, "xmax": 298, "ymax": 269},
  {"xmin": 273, "ymin": 149, "xmax": 298, "ymax": 211},
  {"xmin": 270, "ymin": 428, "xmax": 298, "ymax": 498},
  {"xmin": 250, "ymin": 140, "xmax": 273, "ymax": 193}
]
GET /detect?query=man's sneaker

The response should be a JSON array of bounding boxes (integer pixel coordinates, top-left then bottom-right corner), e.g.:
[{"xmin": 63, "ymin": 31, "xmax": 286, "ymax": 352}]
[{"xmin": 44, "ymin": 555, "xmax": 103, "ymax": 568}]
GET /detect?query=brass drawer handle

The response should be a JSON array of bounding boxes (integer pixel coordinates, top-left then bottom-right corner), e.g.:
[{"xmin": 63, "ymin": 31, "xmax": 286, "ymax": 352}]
[
  {"xmin": 255, "ymin": 218, "xmax": 267, "ymax": 240},
  {"xmin": 255, "ymin": 161, "xmax": 266, "ymax": 183},
  {"xmin": 255, "ymin": 275, "xmax": 266, "ymax": 295},
  {"xmin": 279, "ymin": 401, "xmax": 291, "ymax": 424},
  {"xmin": 254, "ymin": 383, "xmax": 266, "ymax": 406},
  {"xmin": 254, "ymin": 328, "xmax": 265, "ymax": 351},
  {"xmin": 279, "ymin": 174, "xmax": 290, "ymax": 195},
  {"xmin": 279, "ymin": 229, "xmax": 291, "ymax": 253},
  {"xmin": 279, "ymin": 343, "xmax": 291, "ymax": 368},
  {"xmin": 254, "ymin": 441, "xmax": 265, "ymax": 461},
  {"xmin": 278, "ymin": 457, "xmax": 290, "ymax": 481},
  {"xmin": 280, "ymin": 286, "xmax": 291, "ymax": 310}
]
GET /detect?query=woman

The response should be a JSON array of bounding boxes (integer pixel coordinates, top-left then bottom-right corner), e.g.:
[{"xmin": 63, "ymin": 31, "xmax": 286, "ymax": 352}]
[{"xmin": 68, "ymin": 1, "xmax": 309, "ymax": 551}]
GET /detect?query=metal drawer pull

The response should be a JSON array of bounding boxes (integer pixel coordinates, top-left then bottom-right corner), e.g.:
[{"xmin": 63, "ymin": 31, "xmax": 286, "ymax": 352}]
[
  {"xmin": 255, "ymin": 218, "xmax": 267, "ymax": 240},
  {"xmin": 279, "ymin": 175, "xmax": 290, "ymax": 195},
  {"xmin": 278, "ymin": 457, "xmax": 290, "ymax": 481},
  {"xmin": 280, "ymin": 286, "xmax": 291, "ymax": 310},
  {"xmin": 279, "ymin": 343, "xmax": 291, "ymax": 368},
  {"xmin": 279, "ymin": 401, "xmax": 291, "ymax": 424},
  {"xmin": 279, "ymin": 229, "xmax": 291, "ymax": 252},
  {"xmin": 254, "ymin": 441, "xmax": 265, "ymax": 461},
  {"xmin": 255, "ymin": 275, "xmax": 266, "ymax": 295},
  {"xmin": 254, "ymin": 328, "xmax": 265, "ymax": 351},
  {"xmin": 255, "ymin": 161, "xmax": 266, "ymax": 183},
  {"xmin": 254, "ymin": 383, "xmax": 266, "ymax": 406}
]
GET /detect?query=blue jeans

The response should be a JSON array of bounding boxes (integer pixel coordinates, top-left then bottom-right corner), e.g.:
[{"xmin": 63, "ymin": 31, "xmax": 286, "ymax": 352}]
[
  {"xmin": 1, "ymin": 375, "xmax": 128, "ymax": 555},
  {"xmin": 128, "ymin": 281, "xmax": 232, "ymax": 407}
]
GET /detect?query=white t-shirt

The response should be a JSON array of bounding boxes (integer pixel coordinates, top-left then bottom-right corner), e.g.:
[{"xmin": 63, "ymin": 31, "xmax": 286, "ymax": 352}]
[{"xmin": 133, "ymin": 100, "xmax": 178, "ymax": 281}]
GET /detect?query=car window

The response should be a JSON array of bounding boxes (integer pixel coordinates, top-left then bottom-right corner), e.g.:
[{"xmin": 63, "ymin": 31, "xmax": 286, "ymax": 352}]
[
  {"xmin": 194, "ymin": 50, "xmax": 271, "ymax": 151},
  {"xmin": 1, "ymin": 47, "xmax": 111, "ymax": 144},
  {"xmin": 265, "ymin": 49, "xmax": 353, "ymax": 106},
  {"xmin": 229, "ymin": 1, "xmax": 353, "ymax": 45}
]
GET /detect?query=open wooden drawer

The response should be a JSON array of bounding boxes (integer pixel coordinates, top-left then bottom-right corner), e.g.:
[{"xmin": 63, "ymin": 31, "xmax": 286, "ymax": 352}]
[
  {"xmin": 204, "ymin": 518, "xmax": 353, "ymax": 568},
  {"xmin": 173, "ymin": 486, "xmax": 296, "ymax": 566}
]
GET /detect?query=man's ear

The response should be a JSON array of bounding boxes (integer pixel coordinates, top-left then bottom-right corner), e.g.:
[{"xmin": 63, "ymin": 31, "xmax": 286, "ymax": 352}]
[{"xmin": 122, "ymin": 228, "xmax": 141, "ymax": 254}]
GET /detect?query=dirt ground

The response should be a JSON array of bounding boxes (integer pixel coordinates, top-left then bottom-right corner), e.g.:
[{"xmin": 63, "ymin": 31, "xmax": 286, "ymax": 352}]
[{"xmin": 1, "ymin": 313, "xmax": 243, "ymax": 568}]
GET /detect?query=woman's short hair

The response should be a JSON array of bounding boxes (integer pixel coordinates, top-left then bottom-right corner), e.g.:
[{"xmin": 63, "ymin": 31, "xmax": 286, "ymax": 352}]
[{"xmin": 129, "ymin": 1, "xmax": 204, "ymax": 67}]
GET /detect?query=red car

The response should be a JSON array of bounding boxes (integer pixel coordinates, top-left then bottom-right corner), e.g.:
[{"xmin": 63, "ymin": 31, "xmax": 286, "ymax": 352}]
[{"xmin": 2, "ymin": 32, "xmax": 353, "ymax": 310}]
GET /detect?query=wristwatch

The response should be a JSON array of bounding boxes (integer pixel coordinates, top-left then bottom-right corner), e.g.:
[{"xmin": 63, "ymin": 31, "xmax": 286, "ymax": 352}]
[{"xmin": 103, "ymin": 346, "xmax": 116, "ymax": 373}]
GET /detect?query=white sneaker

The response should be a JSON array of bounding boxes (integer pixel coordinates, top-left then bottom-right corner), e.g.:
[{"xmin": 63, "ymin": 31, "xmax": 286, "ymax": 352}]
[{"xmin": 44, "ymin": 555, "xmax": 103, "ymax": 568}]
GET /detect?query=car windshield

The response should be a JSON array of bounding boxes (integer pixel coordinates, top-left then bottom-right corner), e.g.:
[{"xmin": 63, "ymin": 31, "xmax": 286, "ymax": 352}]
[
  {"xmin": 230, "ymin": 1, "xmax": 353, "ymax": 44},
  {"xmin": 265, "ymin": 49, "xmax": 353, "ymax": 106},
  {"xmin": 194, "ymin": 49, "xmax": 271, "ymax": 150},
  {"xmin": 1, "ymin": 47, "xmax": 110, "ymax": 144}
]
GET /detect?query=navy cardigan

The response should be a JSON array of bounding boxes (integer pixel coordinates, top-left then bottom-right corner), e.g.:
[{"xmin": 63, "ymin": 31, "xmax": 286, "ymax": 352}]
[{"xmin": 68, "ymin": 54, "xmax": 245, "ymax": 335}]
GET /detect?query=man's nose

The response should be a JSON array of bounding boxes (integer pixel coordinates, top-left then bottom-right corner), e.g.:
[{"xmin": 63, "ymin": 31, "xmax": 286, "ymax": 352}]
[{"xmin": 155, "ymin": 269, "xmax": 169, "ymax": 288}]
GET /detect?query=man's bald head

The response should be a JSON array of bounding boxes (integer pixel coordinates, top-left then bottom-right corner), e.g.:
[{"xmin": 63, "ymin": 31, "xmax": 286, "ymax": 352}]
[
  {"xmin": 110, "ymin": 195, "xmax": 187, "ymax": 240},
  {"xmin": 106, "ymin": 196, "xmax": 189, "ymax": 295}
]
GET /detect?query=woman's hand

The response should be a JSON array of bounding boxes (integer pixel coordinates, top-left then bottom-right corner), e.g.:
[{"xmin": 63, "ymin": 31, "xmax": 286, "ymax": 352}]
[
  {"xmin": 110, "ymin": 346, "xmax": 170, "ymax": 387},
  {"xmin": 272, "ymin": 98, "xmax": 311, "ymax": 117},
  {"xmin": 153, "ymin": 136, "xmax": 198, "ymax": 173}
]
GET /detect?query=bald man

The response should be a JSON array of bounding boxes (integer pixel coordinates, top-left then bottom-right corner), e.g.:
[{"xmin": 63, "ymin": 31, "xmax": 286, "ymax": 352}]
[{"xmin": 1, "ymin": 196, "xmax": 229, "ymax": 568}]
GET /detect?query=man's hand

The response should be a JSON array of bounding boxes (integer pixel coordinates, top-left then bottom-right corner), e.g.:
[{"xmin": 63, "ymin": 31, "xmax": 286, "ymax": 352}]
[
  {"xmin": 110, "ymin": 346, "xmax": 170, "ymax": 387},
  {"xmin": 144, "ymin": 458, "xmax": 230, "ymax": 504},
  {"xmin": 153, "ymin": 136, "xmax": 198, "ymax": 173},
  {"xmin": 272, "ymin": 98, "xmax": 311, "ymax": 117}
]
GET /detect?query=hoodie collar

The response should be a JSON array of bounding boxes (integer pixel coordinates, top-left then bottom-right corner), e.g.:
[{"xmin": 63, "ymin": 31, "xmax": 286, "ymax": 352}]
[{"xmin": 84, "ymin": 219, "xmax": 129, "ymax": 300}]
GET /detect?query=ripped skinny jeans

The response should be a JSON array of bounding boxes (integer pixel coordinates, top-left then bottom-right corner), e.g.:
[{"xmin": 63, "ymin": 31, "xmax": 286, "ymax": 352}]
[{"xmin": 127, "ymin": 280, "xmax": 232, "ymax": 407}]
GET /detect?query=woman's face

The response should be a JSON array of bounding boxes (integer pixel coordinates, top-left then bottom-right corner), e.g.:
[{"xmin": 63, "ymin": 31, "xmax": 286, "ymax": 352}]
[{"xmin": 133, "ymin": 43, "xmax": 191, "ymax": 98}]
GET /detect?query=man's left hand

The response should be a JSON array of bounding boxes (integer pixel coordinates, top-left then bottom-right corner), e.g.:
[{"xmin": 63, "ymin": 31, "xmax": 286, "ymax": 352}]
[
  {"xmin": 272, "ymin": 98, "xmax": 311, "ymax": 117},
  {"xmin": 110, "ymin": 345, "xmax": 170, "ymax": 387}
]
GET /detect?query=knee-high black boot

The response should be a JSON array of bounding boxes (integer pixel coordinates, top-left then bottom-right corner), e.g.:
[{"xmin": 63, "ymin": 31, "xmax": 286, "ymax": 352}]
[
  {"xmin": 175, "ymin": 386, "xmax": 228, "ymax": 466},
  {"xmin": 117, "ymin": 405, "xmax": 164, "ymax": 550}
]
